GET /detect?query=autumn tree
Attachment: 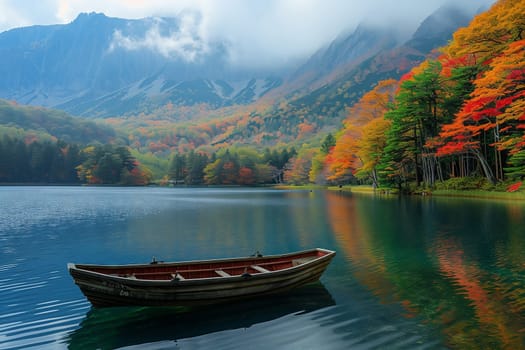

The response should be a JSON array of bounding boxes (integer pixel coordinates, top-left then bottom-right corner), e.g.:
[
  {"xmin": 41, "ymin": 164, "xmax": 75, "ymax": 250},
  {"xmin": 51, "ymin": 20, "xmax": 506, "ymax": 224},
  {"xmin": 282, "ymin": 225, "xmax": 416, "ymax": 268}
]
[
  {"xmin": 203, "ymin": 150, "xmax": 237, "ymax": 185},
  {"xmin": 446, "ymin": 0, "xmax": 525, "ymax": 63},
  {"xmin": 326, "ymin": 79, "xmax": 398, "ymax": 183},
  {"xmin": 121, "ymin": 164, "xmax": 153, "ymax": 185},
  {"xmin": 325, "ymin": 125, "xmax": 360, "ymax": 182},
  {"xmin": 477, "ymin": 40, "xmax": 525, "ymax": 179},
  {"xmin": 284, "ymin": 147, "xmax": 316, "ymax": 185},
  {"xmin": 437, "ymin": 36, "xmax": 525, "ymax": 183},
  {"xmin": 355, "ymin": 117, "xmax": 392, "ymax": 187}
]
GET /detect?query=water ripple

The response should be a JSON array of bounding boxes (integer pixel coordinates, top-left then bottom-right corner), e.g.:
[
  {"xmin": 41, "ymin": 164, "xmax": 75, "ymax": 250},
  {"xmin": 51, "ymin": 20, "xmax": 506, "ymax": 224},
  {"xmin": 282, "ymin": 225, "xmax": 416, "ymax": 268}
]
[
  {"xmin": 0, "ymin": 303, "xmax": 88, "ymax": 350},
  {"xmin": 0, "ymin": 264, "xmax": 18, "ymax": 272},
  {"xmin": 0, "ymin": 281, "xmax": 47, "ymax": 293}
]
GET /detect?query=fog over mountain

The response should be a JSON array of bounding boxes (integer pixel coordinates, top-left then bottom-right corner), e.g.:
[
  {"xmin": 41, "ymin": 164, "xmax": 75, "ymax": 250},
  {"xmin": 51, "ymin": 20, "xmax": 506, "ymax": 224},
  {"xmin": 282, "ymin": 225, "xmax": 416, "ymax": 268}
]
[{"xmin": 0, "ymin": 0, "xmax": 495, "ymax": 70}]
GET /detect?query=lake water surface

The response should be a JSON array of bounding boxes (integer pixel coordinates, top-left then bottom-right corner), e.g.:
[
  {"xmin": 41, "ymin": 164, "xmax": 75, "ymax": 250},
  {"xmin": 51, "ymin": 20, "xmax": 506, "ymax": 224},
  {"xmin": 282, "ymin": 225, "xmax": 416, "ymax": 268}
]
[{"xmin": 0, "ymin": 187, "xmax": 524, "ymax": 349}]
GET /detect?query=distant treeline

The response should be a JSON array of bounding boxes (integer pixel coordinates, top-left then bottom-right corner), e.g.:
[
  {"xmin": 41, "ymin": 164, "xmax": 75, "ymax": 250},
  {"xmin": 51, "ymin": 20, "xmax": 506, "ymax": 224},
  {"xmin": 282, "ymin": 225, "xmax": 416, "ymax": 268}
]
[
  {"xmin": 0, "ymin": 136, "xmax": 150, "ymax": 185},
  {"xmin": 0, "ymin": 135, "xmax": 297, "ymax": 186},
  {"xmin": 167, "ymin": 147, "xmax": 296, "ymax": 185}
]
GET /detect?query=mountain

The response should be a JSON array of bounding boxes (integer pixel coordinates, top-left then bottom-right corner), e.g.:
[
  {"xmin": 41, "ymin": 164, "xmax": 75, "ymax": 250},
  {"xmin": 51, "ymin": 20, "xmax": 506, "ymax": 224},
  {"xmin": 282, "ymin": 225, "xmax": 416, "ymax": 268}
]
[
  {"xmin": 406, "ymin": 4, "xmax": 480, "ymax": 52},
  {"xmin": 207, "ymin": 4, "xmax": 480, "ymax": 146},
  {"xmin": 289, "ymin": 23, "xmax": 401, "ymax": 91},
  {"xmin": 57, "ymin": 76, "xmax": 283, "ymax": 118},
  {"xmin": 0, "ymin": 12, "xmax": 282, "ymax": 117}
]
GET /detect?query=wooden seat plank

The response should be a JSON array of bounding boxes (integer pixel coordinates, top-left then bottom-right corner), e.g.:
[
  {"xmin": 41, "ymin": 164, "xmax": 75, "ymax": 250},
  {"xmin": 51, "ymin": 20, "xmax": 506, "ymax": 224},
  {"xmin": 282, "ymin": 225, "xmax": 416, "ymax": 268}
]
[
  {"xmin": 251, "ymin": 265, "xmax": 270, "ymax": 273},
  {"xmin": 215, "ymin": 270, "xmax": 231, "ymax": 277}
]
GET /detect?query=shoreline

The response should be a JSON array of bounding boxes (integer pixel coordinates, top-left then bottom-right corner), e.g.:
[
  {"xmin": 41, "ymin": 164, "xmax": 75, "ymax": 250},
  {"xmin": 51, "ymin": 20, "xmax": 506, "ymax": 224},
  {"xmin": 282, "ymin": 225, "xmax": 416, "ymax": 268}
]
[
  {"xmin": 2, "ymin": 183, "xmax": 524, "ymax": 201},
  {"xmin": 331, "ymin": 185, "xmax": 525, "ymax": 201},
  {"xmin": 277, "ymin": 184, "xmax": 525, "ymax": 201}
]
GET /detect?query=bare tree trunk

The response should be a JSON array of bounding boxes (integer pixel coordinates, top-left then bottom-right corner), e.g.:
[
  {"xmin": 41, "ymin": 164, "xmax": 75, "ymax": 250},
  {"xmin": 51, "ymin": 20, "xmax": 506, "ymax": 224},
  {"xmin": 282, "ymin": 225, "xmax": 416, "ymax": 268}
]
[
  {"xmin": 493, "ymin": 123, "xmax": 504, "ymax": 181},
  {"xmin": 371, "ymin": 169, "xmax": 379, "ymax": 189},
  {"xmin": 437, "ymin": 159, "xmax": 443, "ymax": 183},
  {"xmin": 472, "ymin": 149, "xmax": 496, "ymax": 185}
]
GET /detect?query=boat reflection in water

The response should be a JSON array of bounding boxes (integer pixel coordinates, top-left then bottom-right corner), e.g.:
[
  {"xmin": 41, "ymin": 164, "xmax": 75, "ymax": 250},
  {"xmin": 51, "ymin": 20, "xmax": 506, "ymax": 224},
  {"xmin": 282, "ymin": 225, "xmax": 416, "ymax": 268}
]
[{"xmin": 66, "ymin": 282, "xmax": 335, "ymax": 349}]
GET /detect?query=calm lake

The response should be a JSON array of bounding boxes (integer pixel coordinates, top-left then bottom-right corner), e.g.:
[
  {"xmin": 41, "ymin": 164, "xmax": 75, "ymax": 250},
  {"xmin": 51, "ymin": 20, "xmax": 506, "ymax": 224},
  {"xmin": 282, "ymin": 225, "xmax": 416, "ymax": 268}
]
[{"xmin": 0, "ymin": 187, "xmax": 524, "ymax": 349}]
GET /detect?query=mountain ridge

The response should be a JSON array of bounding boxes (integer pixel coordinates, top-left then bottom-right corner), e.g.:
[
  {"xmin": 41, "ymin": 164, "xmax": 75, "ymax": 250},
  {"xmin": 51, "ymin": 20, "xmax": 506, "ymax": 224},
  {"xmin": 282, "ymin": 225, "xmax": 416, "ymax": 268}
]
[
  {"xmin": 0, "ymin": 12, "xmax": 279, "ymax": 116},
  {"xmin": 215, "ymin": 3, "xmax": 478, "ymax": 147}
]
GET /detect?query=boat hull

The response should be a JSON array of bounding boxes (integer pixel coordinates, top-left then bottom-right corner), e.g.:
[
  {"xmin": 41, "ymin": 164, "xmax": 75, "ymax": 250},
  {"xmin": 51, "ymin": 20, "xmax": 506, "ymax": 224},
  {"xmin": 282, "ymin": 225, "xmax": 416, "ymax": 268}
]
[{"xmin": 68, "ymin": 248, "xmax": 335, "ymax": 307}]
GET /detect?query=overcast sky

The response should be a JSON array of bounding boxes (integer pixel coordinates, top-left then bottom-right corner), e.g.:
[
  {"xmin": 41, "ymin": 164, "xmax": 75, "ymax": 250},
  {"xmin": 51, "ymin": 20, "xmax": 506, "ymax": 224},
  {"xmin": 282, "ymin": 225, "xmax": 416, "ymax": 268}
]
[{"xmin": 0, "ymin": 0, "xmax": 496, "ymax": 68}]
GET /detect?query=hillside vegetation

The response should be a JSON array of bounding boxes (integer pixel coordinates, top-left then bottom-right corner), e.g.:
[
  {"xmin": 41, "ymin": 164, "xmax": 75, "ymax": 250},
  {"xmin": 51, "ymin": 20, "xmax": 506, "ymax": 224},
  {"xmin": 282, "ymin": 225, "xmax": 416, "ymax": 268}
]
[{"xmin": 0, "ymin": 99, "xmax": 117, "ymax": 144}]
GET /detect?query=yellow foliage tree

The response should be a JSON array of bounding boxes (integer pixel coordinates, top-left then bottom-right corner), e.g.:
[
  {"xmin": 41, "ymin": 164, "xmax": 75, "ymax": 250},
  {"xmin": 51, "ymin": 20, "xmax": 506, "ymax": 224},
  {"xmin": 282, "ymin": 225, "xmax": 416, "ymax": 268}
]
[
  {"xmin": 446, "ymin": 0, "xmax": 525, "ymax": 62},
  {"xmin": 325, "ymin": 79, "xmax": 398, "ymax": 182}
]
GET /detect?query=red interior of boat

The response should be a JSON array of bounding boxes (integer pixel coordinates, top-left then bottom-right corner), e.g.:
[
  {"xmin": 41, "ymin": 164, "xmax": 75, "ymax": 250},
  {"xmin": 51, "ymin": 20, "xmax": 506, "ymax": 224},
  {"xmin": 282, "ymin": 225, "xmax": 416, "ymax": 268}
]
[{"xmin": 81, "ymin": 250, "xmax": 329, "ymax": 281}]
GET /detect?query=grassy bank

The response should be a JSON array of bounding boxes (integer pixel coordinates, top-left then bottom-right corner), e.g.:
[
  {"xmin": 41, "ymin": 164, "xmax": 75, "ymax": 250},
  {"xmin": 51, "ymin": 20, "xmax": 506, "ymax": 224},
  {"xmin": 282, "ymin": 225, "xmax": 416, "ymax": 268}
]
[
  {"xmin": 327, "ymin": 185, "xmax": 378, "ymax": 194},
  {"xmin": 326, "ymin": 184, "xmax": 525, "ymax": 201},
  {"xmin": 431, "ymin": 189, "xmax": 525, "ymax": 200},
  {"xmin": 274, "ymin": 184, "xmax": 327, "ymax": 190}
]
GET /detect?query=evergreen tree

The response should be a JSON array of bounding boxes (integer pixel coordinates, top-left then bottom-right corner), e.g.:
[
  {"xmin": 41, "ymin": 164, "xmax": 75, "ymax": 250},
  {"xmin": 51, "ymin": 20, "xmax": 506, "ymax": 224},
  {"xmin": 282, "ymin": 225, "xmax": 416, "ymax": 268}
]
[
  {"xmin": 505, "ymin": 150, "xmax": 525, "ymax": 180},
  {"xmin": 168, "ymin": 153, "xmax": 186, "ymax": 182},
  {"xmin": 186, "ymin": 151, "xmax": 208, "ymax": 185},
  {"xmin": 321, "ymin": 133, "xmax": 336, "ymax": 154},
  {"xmin": 379, "ymin": 61, "xmax": 445, "ymax": 188}
]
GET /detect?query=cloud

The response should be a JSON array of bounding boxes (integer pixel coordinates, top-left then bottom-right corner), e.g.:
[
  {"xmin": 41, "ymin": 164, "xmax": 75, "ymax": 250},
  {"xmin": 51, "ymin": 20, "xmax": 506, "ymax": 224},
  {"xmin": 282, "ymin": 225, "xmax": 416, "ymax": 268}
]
[
  {"xmin": 109, "ymin": 12, "xmax": 209, "ymax": 62},
  {"xmin": 0, "ymin": 0, "xmax": 497, "ymax": 69}
]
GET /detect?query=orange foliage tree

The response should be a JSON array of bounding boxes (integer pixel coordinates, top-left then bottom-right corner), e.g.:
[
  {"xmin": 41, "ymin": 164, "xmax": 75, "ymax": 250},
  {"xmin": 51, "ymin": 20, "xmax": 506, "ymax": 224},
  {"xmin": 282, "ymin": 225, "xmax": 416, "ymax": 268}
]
[
  {"xmin": 437, "ymin": 36, "xmax": 525, "ymax": 182},
  {"xmin": 446, "ymin": 0, "xmax": 525, "ymax": 63},
  {"xmin": 355, "ymin": 117, "xmax": 392, "ymax": 187},
  {"xmin": 326, "ymin": 79, "xmax": 398, "ymax": 183},
  {"xmin": 284, "ymin": 148, "xmax": 316, "ymax": 185}
]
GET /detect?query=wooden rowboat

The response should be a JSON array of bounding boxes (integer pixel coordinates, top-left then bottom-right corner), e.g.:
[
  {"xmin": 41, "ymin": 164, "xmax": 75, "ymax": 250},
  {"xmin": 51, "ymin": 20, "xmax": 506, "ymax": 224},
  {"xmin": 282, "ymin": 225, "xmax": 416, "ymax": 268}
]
[{"xmin": 68, "ymin": 248, "xmax": 336, "ymax": 307}]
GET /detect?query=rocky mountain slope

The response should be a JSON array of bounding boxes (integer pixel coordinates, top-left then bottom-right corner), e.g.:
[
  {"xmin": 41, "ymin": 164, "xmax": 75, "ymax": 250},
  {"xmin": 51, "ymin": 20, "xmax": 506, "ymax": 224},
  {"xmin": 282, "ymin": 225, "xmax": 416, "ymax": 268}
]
[{"xmin": 222, "ymin": 4, "xmax": 479, "ymax": 145}]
